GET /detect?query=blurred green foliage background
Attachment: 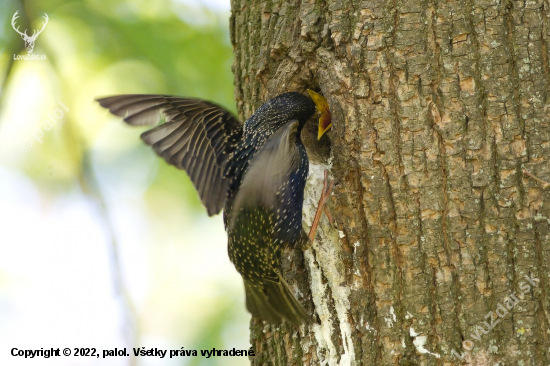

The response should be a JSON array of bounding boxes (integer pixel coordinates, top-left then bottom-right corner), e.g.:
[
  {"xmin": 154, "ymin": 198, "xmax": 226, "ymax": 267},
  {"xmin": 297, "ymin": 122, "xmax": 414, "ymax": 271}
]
[{"xmin": 0, "ymin": 0, "xmax": 250, "ymax": 365}]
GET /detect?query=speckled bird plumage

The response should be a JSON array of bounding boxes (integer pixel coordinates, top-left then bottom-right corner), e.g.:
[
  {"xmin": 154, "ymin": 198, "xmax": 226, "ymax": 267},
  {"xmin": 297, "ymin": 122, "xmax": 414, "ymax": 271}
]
[{"xmin": 97, "ymin": 92, "xmax": 318, "ymax": 325}]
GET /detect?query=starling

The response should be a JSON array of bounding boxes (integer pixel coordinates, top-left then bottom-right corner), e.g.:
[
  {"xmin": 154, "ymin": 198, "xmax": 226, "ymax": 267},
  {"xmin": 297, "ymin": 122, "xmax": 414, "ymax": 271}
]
[{"xmin": 96, "ymin": 91, "xmax": 332, "ymax": 325}]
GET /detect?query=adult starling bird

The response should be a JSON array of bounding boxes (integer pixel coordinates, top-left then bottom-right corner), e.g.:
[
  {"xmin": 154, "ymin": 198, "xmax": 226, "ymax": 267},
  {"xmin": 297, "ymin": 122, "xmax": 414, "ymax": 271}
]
[{"xmin": 96, "ymin": 91, "xmax": 332, "ymax": 325}]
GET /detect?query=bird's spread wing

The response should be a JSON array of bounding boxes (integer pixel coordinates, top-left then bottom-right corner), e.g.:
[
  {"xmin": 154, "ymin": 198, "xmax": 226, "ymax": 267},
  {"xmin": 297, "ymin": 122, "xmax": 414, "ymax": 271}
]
[
  {"xmin": 96, "ymin": 94, "xmax": 243, "ymax": 216},
  {"xmin": 228, "ymin": 120, "xmax": 300, "ymax": 229}
]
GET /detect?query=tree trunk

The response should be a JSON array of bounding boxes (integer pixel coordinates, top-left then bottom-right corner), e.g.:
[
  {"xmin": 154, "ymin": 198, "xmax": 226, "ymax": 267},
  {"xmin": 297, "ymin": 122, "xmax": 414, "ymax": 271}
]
[{"xmin": 230, "ymin": 0, "xmax": 550, "ymax": 364}]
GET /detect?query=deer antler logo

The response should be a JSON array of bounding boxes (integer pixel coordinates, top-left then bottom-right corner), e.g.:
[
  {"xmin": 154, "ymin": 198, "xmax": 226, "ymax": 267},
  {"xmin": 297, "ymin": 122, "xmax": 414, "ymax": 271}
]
[{"xmin": 11, "ymin": 11, "xmax": 48, "ymax": 54}]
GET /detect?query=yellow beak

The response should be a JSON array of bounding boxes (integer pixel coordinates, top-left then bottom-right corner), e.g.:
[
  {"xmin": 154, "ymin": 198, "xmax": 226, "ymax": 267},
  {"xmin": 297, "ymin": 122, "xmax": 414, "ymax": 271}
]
[{"xmin": 307, "ymin": 89, "xmax": 332, "ymax": 140}]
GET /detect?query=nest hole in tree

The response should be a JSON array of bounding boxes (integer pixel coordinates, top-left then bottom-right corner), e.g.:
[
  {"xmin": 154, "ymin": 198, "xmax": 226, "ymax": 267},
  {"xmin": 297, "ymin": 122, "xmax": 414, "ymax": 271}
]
[
  {"xmin": 302, "ymin": 117, "xmax": 331, "ymax": 164},
  {"xmin": 298, "ymin": 85, "xmax": 332, "ymax": 163}
]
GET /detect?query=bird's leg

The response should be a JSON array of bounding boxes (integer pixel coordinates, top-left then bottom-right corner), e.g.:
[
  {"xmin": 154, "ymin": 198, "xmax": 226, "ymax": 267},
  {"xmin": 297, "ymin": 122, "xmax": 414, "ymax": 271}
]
[
  {"xmin": 523, "ymin": 170, "xmax": 550, "ymax": 189},
  {"xmin": 323, "ymin": 205, "xmax": 337, "ymax": 229},
  {"xmin": 308, "ymin": 170, "xmax": 335, "ymax": 243}
]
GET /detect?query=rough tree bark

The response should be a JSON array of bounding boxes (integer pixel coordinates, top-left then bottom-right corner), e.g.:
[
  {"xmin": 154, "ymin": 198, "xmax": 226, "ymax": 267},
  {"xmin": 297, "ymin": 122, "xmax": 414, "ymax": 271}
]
[{"xmin": 230, "ymin": 0, "xmax": 550, "ymax": 364}]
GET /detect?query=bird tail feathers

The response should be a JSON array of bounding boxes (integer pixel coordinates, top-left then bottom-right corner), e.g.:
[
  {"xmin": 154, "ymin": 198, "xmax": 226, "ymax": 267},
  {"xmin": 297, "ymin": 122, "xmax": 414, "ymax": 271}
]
[{"xmin": 244, "ymin": 276, "xmax": 311, "ymax": 326}]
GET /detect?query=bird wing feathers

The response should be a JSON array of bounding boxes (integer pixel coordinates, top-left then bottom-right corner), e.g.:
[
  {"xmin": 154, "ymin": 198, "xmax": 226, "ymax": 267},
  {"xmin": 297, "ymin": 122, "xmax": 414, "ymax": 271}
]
[
  {"xmin": 228, "ymin": 120, "xmax": 300, "ymax": 229},
  {"xmin": 96, "ymin": 94, "xmax": 243, "ymax": 216}
]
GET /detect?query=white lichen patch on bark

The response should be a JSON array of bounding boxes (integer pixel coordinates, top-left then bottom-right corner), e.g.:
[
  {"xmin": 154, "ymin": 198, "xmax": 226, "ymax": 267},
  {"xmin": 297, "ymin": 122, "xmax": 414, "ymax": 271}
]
[
  {"xmin": 303, "ymin": 163, "xmax": 355, "ymax": 366},
  {"xmin": 385, "ymin": 306, "xmax": 397, "ymax": 328},
  {"xmin": 410, "ymin": 327, "xmax": 441, "ymax": 359}
]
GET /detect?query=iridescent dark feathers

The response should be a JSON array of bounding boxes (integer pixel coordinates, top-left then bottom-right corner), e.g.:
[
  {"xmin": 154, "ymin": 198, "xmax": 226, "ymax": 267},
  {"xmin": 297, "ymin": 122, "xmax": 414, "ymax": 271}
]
[{"xmin": 97, "ymin": 92, "xmax": 317, "ymax": 325}]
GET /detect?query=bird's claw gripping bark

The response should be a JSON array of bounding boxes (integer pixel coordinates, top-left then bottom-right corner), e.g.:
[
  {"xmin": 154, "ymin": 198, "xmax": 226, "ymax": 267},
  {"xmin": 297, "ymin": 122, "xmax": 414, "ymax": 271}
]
[
  {"xmin": 307, "ymin": 170, "xmax": 335, "ymax": 244},
  {"xmin": 523, "ymin": 170, "xmax": 550, "ymax": 189},
  {"xmin": 323, "ymin": 204, "xmax": 337, "ymax": 229}
]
